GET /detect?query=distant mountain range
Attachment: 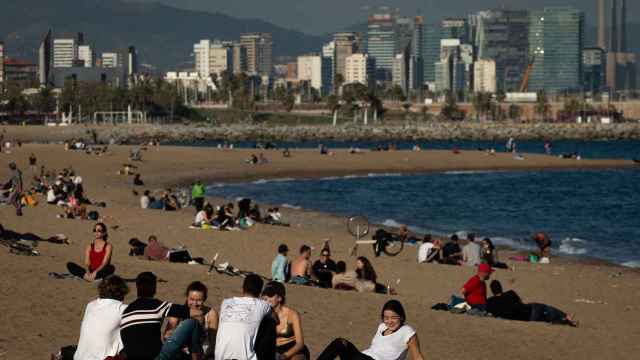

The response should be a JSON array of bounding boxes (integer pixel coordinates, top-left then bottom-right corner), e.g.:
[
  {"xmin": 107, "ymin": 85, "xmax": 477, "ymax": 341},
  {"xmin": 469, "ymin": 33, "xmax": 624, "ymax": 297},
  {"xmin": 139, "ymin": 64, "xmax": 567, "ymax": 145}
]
[
  {"xmin": 1, "ymin": 0, "xmax": 638, "ymax": 73},
  {"xmin": 0, "ymin": 0, "xmax": 326, "ymax": 71}
]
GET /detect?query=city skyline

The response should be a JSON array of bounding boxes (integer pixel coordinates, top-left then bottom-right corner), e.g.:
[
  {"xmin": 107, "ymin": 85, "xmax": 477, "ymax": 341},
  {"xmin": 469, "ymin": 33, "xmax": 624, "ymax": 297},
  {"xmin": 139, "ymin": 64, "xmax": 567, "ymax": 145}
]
[{"xmin": 131, "ymin": 0, "xmax": 639, "ymax": 35}]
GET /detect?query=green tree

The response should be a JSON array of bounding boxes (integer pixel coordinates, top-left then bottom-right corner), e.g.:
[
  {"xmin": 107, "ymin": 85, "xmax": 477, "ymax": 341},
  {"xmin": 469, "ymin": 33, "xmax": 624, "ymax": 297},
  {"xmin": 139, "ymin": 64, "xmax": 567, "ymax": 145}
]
[
  {"xmin": 440, "ymin": 91, "xmax": 464, "ymax": 120},
  {"xmin": 535, "ymin": 91, "xmax": 551, "ymax": 121}
]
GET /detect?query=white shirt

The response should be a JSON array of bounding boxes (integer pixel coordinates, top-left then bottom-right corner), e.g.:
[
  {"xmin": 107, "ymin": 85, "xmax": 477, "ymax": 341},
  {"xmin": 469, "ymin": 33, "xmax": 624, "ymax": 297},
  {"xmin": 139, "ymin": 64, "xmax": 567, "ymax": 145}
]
[
  {"xmin": 462, "ymin": 242, "xmax": 482, "ymax": 266},
  {"xmin": 47, "ymin": 189, "xmax": 56, "ymax": 202},
  {"xmin": 362, "ymin": 323, "xmax": 416, "ymax": 360},
  {"xmin": 74, "ymin": 298, "xmax": 127, "ymax": 360},
  {"xmin": 194, "ymin": 210, "xmax": 208, "ymax": 225},
  {"xmin": 417, "ymin": 242, "xmax": 434, "ymax": 263},
  {"xmin": 140, "ymin": 195, "xmax": 150, "ymax": 209},
  {"xmin": 214, "ymin": 297, "xmax": 272, "ymax": 360}
]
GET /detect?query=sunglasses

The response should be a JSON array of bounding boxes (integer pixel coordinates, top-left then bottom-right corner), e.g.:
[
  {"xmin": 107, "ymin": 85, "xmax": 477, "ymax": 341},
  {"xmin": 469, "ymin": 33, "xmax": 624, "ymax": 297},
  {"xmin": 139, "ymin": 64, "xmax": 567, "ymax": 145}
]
[{"xmin": 94, "ymin": 227, "xmax": 105, "ymax": 233}]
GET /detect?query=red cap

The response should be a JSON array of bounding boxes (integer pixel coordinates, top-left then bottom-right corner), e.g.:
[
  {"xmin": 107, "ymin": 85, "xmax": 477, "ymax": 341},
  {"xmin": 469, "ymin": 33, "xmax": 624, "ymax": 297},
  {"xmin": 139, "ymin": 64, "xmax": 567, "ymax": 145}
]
[{"xmin": 478, "ymin": 263, "xmax": 494, "ymax": 273}]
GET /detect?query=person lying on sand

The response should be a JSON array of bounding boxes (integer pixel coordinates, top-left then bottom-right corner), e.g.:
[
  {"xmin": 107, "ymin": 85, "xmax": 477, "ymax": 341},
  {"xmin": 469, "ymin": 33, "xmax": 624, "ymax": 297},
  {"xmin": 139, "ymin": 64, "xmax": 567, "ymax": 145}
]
[
  {"xmin": 73, "ymin": 275, "xmax": 129, "ymax": 360},
  {"xmin": 66, "ymin": 222, "xmax": 115, "ymax": 281},
  {"xmin": 261, "ymin": 281, "xmax": 310, "ymax": 360},
  {"xmin": 142, "ymin": 235, "xmax": 203, "ymax": 264},
  {"xmin": 487, "ymin": 280, "xmax": 577, "ymax": 326},
  {"xmin": 0, "ymin": 224, "xmax": 70, "ymax": 245},
  {"xmin": 290, "ymin": 245, "xmax": 313, "ymax": 285},
  {"xmin": 316, "ymin": 300, "xmax": 425, "ymax": 360},
  {"xmin": 163, "ymin": 281, "xmax": 219, "ymax": 359}
]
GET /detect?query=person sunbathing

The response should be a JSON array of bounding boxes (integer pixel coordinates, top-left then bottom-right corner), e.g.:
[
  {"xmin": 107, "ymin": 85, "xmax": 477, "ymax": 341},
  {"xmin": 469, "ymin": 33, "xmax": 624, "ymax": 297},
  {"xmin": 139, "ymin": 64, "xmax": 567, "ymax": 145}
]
[
  {"xmin": 143, "ymin": 235, "xmax": 202, "ymax": 264},
  {"xmin": 261, "ymin": 281, "xmax": 310, "ymax": 360},
  {"xmin": 317, "ymin": 300, "xmax": 424, "ymax": 360},
  {"xmin": 163, "ymin": 281, "xmax": 219, "ymax": 359},
  {"xmin": 66, "ymin": 222, "xmax": 115, "ymax": 281},
  {"xmin": 486, "ymin": 280, "xmax": 577, "ymax": 326}
]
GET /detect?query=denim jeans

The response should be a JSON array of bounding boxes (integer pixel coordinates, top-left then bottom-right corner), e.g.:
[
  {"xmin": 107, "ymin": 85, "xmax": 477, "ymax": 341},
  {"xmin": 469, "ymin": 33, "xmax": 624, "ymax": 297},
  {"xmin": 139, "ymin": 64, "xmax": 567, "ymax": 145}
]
[{"xmin": 155, "ymin": 319, "xmax": 203, "ymax": 360}]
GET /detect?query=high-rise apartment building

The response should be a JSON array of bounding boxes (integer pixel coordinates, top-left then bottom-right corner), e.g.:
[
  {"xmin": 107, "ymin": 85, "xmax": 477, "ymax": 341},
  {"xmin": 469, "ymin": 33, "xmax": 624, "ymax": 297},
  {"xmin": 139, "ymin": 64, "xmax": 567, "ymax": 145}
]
[
  {"xmin": 102, "ymin": 52, "xmax": 120, "ymax": 68},
  {"xmin": 0, "ymin": 42, "xmax": 4, "ymax": 87},
  {"xmin": 53, "ymin": 38, "xmax": 77, "ymax": 68},
  {"xmin": 297, "ymin": 54, "xmax": 332, "ymax": 95},
  {"xmin": 333, "ymin": 32, "xmax": 361, "ymax": 81},
  {"xmin": 322, "ymin": 41, "xmax": 335, "ymax": 91},
  {"xmin": 528, "ymin": 7, "xmax": 584, "ymax": 93},
  {"xmin": 474, "ymin": 59, "xmax": 497, "ymax": 93},
  {"xmin": 435, "ymin": 39, "xmax": 466, "ymax": 94},
  {"xmin": 392, "ymin": 52, "xmax": 409, "ymax": 93},
  {"xmin": 367, "ymin": 11, "xmax": 396, "ymax": 81},
  {"xmin": 127, "ymin": 46, "xmax": 138, "ymax": 76},
  {"xmin": 583, "ymin": 47, "xmax": 607, "ymax": 93},
  {"xmin": 231, "ymin": 42, "xmax": 247, "ymax": 74},
  {"xmin": 345, "ymin": 53, "xmax": 375, "ymax": 88},
  {"xmin": 394, "ymin": 16, "xmax": 424, "ymax": 92},
  {"xmin": 422, "ymin": 24, "xmax": 441, "ymax": 84},
  {"xmin": 194, "ymin": 40, "xmax": 232, "ymax": 78},
  {"xmin": 473, "ymin": 9, "xmax": 529, "ymax": 91},
  {"xmin": 240, "ymin": 33, "xmax": 273, "ymax": 76},
  {"xmin": 39, "ymin": 30, "xmax": 52, "ymax": 86},
  {"xmin": 78, "ymin": 45, "xmax": 94, "ymax": 68},
  {"xmin": 441, "ymin": 18, "xmax": 469, "ymax": 44}
]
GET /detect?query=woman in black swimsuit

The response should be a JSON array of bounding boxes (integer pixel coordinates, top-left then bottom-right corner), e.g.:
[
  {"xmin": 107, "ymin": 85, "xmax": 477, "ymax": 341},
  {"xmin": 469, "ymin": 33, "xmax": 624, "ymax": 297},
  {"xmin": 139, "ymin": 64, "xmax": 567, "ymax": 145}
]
[{"xmin": 261, "ymin": 281, "xmax": 309, "ymax": 359}]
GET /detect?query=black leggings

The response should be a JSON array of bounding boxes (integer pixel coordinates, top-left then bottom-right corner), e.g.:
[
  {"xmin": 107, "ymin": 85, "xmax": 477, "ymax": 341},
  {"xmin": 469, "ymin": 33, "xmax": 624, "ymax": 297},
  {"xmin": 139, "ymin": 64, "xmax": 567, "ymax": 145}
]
[
  {"xmin": 66, "ymin": 262, "xmax": 115, "ymax": 279},
  {"xmin": 317, "ymin": 338, "xmax": 374, "ymax": 360}
]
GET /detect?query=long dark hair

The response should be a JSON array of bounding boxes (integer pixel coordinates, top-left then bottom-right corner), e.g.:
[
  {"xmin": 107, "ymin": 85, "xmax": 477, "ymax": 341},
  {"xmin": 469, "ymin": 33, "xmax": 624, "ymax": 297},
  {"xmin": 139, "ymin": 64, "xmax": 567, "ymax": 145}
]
[
  {"xmin": 356, "ymin": 256, "xmax": 377, "ymax": 283},
  {"xmin": 483, "ymin": 238, "xmax": 495, "ymax": 251},
  {"xmin": 381, "ymin": 300, "xmax": 406, "ymax": 325}
]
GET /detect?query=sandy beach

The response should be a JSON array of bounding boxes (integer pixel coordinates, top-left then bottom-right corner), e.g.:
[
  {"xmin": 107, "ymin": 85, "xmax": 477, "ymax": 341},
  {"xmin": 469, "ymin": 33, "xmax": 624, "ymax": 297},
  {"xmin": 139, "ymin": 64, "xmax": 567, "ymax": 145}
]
[{"xmin": 1, "ymin": 138, "xmax": 639, "ymax": 359}]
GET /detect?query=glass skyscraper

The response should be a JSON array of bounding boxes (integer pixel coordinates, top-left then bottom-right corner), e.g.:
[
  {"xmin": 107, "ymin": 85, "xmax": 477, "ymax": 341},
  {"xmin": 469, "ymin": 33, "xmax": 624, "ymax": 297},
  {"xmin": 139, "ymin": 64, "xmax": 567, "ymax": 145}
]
[
  {"xmin": 528, "ymin": 7, "xmax": 584, "ymax": 93},
  {"xmin": 368, "ymin": 12, "xmax": 396, "ymax": 81},
  {"xmin": 422, "ymin": 24, "xmax": 441, "ymax": 84},
  {"xmin": 473, "ymin": 10, "xmax": 529, "ymax": 91}
]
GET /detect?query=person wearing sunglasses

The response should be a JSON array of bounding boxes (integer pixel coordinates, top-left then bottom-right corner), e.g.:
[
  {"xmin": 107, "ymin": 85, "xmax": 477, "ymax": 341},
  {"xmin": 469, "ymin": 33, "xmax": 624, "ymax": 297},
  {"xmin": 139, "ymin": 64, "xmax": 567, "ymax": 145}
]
[
  {"xmin": 312, "ymin": 249, "xmax": 337, "ymax": 289},
  {"xmin": 66, "ymin": 222, "xmax": 115, "ymax": 281},
  {"xmin": 317, "ymin": 300, "xmax": 424, "ymax": 360}
]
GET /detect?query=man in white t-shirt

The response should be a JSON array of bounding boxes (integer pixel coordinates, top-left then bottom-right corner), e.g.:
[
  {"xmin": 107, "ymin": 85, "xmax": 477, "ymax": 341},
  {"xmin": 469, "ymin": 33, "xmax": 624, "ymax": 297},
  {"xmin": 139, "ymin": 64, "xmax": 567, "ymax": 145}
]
[
  {"xmin": 462, "ymin": 233, "xmax": 482, "ymax": 267},
  {"xmin": 417, "ymin": 235, "xmax": 434, "ymax": 263},
  {"xmin": 215, "ymin": 274, "xmax": 273, "ymax": 360},
  {"xmin": 74, "ymin": 276, "xmax": 129, "ymax": 360}
]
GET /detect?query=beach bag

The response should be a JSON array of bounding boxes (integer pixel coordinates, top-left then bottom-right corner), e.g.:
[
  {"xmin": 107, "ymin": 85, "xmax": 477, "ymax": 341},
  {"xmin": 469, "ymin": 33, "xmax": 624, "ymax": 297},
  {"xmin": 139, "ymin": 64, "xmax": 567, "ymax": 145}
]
[
  {"xmin": 88, "ymin": 210, "xmax": 99, "ymax": 220},
  {"xmin": 169, "ymin": 250, "xmax": 191, "ymax": 263}
]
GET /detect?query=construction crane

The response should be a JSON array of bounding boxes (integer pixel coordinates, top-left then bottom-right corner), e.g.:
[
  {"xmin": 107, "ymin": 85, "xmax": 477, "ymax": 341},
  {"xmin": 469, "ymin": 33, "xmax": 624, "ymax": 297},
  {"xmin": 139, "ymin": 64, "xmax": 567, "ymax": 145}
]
[{"xmin": 519, "ymin": 55, "xmax": 536, "ymax": 92}]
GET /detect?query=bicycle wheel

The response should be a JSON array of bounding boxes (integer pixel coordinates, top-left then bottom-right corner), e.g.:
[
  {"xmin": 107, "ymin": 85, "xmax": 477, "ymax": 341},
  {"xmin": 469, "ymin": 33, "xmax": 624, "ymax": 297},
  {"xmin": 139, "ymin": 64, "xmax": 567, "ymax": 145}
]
[{"xmin": 382, "ymin": 238, "xmax": 404, "ymax": 256}]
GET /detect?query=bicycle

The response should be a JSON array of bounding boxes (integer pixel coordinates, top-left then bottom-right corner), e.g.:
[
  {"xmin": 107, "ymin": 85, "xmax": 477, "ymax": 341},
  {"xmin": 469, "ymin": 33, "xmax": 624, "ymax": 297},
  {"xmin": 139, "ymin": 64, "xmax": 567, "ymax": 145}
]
[{"xmin": 347, "ymin": 216, "xmax": 405, "ymax": 257}]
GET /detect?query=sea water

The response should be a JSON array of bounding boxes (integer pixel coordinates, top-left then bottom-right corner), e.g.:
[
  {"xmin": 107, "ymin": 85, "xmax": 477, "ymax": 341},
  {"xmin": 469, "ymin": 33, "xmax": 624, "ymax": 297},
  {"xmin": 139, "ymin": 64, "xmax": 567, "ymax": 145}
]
[{"xmin": 203, "ymin": 141, "xmax": 640, "ymax": 268}]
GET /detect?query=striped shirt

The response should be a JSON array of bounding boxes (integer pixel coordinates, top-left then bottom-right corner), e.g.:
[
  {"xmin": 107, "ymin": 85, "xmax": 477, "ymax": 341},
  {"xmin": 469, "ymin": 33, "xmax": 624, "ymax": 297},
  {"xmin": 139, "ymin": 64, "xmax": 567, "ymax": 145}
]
[{"xmin": 120, "ymin": 298, "xmax": 189, "ymax": 360}]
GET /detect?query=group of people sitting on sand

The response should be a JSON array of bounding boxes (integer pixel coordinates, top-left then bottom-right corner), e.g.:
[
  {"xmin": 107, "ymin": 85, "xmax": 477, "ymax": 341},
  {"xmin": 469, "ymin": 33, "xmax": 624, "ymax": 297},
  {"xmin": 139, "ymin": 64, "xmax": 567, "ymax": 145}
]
[
  {"xmin": 66, "ymin": 271, "xmax": 425, "ymax": 360},
  {"xmin": 417, "ymin": 232, "xmax": 509, "ymax": 269},
  {"xmin": 140, "ymin": 188, "xmax": 185, "ymax": 211},
  {"xmin": 191, "ymin": 198, "xmax": 288, "ymax": 230},
  {"xmin": 246, "ymin": 153, "xmax": 270, "ymax": 165},
  {"xmin": 271, "ymin": 244, "xmax": 395, "ymax": 294}
]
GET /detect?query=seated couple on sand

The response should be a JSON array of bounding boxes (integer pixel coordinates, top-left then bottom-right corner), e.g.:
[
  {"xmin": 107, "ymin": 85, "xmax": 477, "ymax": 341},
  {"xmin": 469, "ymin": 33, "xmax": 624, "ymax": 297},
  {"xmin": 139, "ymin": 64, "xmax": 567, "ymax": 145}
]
[
  {"xmin": 143, "ymin": 189, "xmax": 181, "ymax": 211},
  {"xmin": 192, "ymin": 202, "xmax": 241, "ymax": 230},
  {"xmin": 128, "ymin": 235, "xmax": 204, "ymax": 264},
  {"xmin": 433, "ymin": 263, "xmax": 577, "ymax": 326}
]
